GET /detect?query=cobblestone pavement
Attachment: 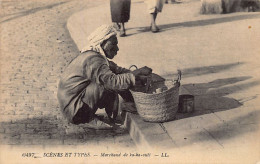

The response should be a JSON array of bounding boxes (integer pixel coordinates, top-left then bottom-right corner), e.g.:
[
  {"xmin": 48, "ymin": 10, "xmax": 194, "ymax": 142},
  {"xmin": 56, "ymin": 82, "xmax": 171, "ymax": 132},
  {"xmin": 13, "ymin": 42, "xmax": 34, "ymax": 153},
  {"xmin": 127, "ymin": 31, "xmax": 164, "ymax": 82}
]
[{"xmin": 0, "ymin": 0, "xmax": 135, "ymax": 149}]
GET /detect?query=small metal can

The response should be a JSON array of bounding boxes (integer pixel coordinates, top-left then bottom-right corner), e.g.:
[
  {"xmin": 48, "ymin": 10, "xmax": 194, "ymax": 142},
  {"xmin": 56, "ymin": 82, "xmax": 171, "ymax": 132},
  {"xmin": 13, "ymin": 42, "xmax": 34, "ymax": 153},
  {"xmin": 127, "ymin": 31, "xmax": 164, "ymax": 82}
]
[{"xmin": 178, "ymin": 95, "xmax": 194, "ymax": 113}]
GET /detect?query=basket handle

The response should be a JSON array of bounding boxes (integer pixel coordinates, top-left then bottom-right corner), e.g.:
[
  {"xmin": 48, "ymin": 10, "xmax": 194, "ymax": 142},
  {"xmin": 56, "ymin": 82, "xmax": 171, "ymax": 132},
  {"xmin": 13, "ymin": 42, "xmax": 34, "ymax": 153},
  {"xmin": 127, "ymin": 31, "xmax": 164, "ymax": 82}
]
[
  {"xmin": 173, "ymin": 70, "xmax": 181, "ymax": 87},
  {"xmin": 129, "ymin": 65, "xmax": 138, "ymax": 70},
  {"xmin": 176, "ymin": 69, "xmax": 181, "ymax": 83},
  {"xmin": 129, "ymin": 65, "xmax": 152, "ymax": 92}
]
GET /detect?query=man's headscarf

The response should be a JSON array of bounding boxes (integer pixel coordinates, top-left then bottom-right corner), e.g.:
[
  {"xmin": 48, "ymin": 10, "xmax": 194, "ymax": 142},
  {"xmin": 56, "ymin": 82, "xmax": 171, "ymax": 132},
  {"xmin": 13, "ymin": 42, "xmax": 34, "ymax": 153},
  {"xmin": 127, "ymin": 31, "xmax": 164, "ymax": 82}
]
[{"xmin": 81, "ymin": 24, "xmax": 118, "ymax": 65}]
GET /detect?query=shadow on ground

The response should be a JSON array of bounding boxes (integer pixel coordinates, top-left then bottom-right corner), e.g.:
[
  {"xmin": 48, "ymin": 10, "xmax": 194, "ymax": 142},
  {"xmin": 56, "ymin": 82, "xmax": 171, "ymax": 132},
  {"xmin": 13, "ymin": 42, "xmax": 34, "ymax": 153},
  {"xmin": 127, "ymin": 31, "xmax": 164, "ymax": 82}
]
[
  {"xmin": 132, "ymin": 13, "xmax": 260, "ymax": 34},
  {"xmin": 163, "ymin": 62, "xmax": 244, "ymax": 79},
  {"xmin": 177, "ymin": 110, "xmax": 260, "ymax": 148},
  {"xmin": 162, "ymin": 62, "xmax": 260, "ymax": 120},
  {"xmin": 201, "ymin": 110, "xmax": 260, "ymax": 140},
  {"xmin": 0, "ymin": 116, "xmax": 130, "ymax": 145},
  {"xmin": 175, "ymin": 76, "xmax": 260, "ymax": 120}
]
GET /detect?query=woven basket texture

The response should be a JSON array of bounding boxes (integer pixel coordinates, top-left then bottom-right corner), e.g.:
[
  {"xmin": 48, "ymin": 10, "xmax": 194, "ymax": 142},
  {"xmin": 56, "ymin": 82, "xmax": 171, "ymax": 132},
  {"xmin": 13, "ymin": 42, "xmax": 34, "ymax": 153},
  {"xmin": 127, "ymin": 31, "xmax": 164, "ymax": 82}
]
[{"xmin": 130, "ymin": 81, "xmax": 179, "ymax": 122}]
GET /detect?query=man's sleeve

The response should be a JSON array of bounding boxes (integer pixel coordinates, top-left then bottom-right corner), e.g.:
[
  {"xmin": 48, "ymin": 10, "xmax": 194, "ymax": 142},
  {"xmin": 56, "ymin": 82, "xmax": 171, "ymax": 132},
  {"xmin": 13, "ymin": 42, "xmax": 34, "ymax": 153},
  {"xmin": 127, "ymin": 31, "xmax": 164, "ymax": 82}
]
[
  {"xmin": 96, "ymin": 64, "xmax": 135, "ymax": 91},
  {"xmin": 108, "ymin": 61, "xmax": 131, "ymax": 74}
]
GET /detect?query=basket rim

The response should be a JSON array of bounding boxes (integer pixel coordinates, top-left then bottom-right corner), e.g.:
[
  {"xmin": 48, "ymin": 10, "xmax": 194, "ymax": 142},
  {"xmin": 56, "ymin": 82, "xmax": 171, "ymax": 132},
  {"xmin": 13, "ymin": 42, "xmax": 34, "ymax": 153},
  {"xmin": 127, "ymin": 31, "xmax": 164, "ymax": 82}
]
[{"xmin": 130, "ymin": 83, "xmax": 179, "ymax": 96}]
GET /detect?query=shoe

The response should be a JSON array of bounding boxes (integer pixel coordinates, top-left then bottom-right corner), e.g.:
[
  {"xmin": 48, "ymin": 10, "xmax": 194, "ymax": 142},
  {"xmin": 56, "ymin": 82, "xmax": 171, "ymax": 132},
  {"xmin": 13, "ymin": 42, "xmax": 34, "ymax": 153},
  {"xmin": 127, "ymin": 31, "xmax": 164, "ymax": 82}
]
[
  {"xmin": 151, "ymin": 25, "xmax": 160, "ymax": 33},
  {"xmin": 120, "ymin": 30, "xmax": 126, "ymax": 37},
  {"xmin": 83, "ymin": 116, "xmax": 113, "ymax": 130}
]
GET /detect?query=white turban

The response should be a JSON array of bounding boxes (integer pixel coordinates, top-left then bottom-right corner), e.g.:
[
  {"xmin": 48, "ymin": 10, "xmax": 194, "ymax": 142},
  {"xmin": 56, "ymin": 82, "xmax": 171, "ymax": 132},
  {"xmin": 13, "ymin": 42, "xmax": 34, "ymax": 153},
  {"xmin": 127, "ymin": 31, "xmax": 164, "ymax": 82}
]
[{"xmin": 81, "ymin": 24, "xmax": 118, "ymax": 65}]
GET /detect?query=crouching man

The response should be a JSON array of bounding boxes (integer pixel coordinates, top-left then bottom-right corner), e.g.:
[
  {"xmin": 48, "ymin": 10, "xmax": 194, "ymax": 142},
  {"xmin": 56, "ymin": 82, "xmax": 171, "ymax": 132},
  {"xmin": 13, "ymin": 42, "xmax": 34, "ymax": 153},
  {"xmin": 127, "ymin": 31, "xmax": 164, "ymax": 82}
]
[{"xmin": 57, "ymin": 24, "xmax": 152, "ymax": 130}]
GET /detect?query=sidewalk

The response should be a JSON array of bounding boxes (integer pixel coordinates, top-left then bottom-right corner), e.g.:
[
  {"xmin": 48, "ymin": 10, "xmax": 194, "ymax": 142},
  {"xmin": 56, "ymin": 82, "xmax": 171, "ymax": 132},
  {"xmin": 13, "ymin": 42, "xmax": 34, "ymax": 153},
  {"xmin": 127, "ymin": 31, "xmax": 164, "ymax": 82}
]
[{"xmin": 67, "ymin": 0, "xmax": 260, "ymax": 162}]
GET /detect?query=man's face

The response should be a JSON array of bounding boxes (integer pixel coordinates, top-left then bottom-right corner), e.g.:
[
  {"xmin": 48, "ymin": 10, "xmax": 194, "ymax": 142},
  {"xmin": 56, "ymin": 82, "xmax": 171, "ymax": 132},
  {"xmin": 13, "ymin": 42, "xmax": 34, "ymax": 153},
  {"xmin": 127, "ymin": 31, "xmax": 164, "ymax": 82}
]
[{"xmin": 103, "ymin": 35, "xmax": 119, "ymax": 59}]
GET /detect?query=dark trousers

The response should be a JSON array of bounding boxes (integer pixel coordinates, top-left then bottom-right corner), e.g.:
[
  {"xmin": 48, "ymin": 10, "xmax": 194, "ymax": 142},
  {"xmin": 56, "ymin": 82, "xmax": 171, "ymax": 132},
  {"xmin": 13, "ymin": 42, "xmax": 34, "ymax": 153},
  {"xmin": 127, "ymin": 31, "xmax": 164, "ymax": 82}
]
[{"xmin": 72, "ymin": 90, "xmax": 133, "ymax": 124}]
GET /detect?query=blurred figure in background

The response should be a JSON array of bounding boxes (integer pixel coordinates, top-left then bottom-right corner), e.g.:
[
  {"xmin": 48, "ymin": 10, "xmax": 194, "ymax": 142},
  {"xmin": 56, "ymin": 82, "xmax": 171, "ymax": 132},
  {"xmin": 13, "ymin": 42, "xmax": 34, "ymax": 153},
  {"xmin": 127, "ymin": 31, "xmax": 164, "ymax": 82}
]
[
  {"xmin": 165, "ymin": 0, "xmax": 176, "ymax": 4},
  {"xmin": 110, "ymin": 0, "xmax": 131, "ymax": 37},
  {"xmin": 145, "ymin": 0, "xmax": 165, "ymax": 33}
]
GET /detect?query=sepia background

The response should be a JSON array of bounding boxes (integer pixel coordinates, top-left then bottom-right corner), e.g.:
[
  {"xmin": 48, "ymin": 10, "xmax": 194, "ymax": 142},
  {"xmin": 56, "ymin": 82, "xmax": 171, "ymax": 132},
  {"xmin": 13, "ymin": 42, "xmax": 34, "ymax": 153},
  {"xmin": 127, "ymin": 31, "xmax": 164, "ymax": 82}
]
[{"xmin": 0, "ymin": 0, "xmax": 260, "ymax": 163}]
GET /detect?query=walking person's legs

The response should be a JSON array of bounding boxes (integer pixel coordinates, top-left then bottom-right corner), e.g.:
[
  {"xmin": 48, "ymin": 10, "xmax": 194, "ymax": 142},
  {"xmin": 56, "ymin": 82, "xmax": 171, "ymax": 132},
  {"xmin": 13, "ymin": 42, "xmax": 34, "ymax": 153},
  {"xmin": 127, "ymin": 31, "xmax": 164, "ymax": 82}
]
[
  {"xmin": 120, "ymin": 22, "xmax": 126, "ymax": 37},
  {"xmin": 146, "ymin": 0, "xmax": 164, "ymax": 33},
  {"xmin": 150, "ymin": 8, "xmax": 159, "ymax": 32}
]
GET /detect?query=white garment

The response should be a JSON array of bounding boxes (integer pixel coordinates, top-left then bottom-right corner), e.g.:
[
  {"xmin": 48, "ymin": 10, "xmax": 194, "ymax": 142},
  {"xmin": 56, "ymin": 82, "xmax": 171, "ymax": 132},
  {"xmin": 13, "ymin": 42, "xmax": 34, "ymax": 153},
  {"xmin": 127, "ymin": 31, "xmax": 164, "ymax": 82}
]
[
  {"xmin": 145, "ymin": 0, "xmax": 165, "ymax": 13},
  {"xmin": 80, "ymin": 24, "xmax": 118, "ymax": 65}
]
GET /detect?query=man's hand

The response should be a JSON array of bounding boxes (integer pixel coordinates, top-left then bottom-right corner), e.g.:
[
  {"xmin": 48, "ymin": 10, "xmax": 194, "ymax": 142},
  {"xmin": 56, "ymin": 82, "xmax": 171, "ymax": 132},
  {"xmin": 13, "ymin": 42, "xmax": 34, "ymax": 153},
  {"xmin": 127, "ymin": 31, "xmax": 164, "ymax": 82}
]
[{"xmin": 137, "ymin": 75, "xmax": 149, "ymax": 84}]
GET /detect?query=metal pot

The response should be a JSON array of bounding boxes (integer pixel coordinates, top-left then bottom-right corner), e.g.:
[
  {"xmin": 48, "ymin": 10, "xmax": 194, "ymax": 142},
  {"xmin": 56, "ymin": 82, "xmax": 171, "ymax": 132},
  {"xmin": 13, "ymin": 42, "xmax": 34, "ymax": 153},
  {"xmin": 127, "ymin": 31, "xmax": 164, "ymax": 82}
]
[{"xmin": 178, "ymin": 94, "xmax": 194, "ymax": 113}]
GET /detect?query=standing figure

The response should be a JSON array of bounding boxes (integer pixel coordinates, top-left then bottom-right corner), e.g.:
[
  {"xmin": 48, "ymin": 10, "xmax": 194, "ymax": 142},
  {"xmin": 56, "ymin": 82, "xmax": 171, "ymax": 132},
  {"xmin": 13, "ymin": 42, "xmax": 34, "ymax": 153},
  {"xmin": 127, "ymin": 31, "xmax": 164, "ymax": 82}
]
[
  {"xmin": 110, "ymin": 0, "xmax": 131, "ymax": 37},
  {"xmin": 145, "ymin": 0, "xmax": 165, "ymax": 33}
]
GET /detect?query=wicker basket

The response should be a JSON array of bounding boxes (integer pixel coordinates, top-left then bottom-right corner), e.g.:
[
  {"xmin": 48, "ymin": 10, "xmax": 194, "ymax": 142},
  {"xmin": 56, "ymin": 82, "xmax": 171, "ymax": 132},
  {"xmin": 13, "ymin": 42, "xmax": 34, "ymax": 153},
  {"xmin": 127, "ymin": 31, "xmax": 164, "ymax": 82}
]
[
  {"xmin": 129, "ymin": 65, "xmax": 181, "ymax": 122},
  {"xmin": 130, "ymin": 80, "xmax": 180, "ymax": 123}
]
